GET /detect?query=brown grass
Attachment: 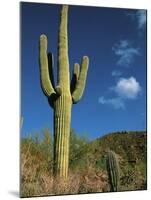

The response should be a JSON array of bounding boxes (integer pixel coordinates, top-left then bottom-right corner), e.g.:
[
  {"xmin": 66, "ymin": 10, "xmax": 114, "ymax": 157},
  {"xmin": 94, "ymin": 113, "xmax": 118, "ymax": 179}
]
[{"xmin": 20, "ymin": 152, "xmax": 110, "ymax": 197}]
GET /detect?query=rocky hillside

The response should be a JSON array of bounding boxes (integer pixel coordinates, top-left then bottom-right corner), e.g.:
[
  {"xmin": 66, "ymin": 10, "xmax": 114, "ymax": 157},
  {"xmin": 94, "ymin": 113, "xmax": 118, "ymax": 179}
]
[{"xmin": 69, "ymin": 130, "xmax": 147, "ymax": 191}]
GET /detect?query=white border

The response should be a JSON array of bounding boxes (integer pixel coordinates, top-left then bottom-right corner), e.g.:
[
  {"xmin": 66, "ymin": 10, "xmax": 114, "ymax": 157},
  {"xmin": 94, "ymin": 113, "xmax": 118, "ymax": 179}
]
[{"xmin": 0, "ymin": 0, "xmax": 150, "ymax": 199}]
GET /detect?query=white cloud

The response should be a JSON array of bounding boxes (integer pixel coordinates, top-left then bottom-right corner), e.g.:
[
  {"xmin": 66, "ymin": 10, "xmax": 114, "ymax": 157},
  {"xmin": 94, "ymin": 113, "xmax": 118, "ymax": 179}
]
[
  {"xmin": 98, "ymin": 77, "xmax": 141, "ymax": 109},
  {"xmin": 112, "ymin": 40, "xmax": 140, "ymax": 67},
  {"xmin": 126, "ymin": 10, "xmax": 146, "ymax": 31},
  {"xmin": 114, "ymin": 77, "xmax": 141, "ymax": 99},
  {"xmin": 99, "ymin": 96, "xmax": 125, "ymax": 109},
  {"xmin": 111, "ymin": 70, "xmax": 122, "ymax": 77}
]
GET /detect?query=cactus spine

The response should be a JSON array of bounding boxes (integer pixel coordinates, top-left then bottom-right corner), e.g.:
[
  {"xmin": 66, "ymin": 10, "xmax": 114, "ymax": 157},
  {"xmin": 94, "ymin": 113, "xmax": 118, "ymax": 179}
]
[
  {"xmin": 39, "ymin": 5, "xmax": 89, "ymax": 179},
  {"xmin": 106, "ymin": 150, "xmax": 120, "ymax": 192}
]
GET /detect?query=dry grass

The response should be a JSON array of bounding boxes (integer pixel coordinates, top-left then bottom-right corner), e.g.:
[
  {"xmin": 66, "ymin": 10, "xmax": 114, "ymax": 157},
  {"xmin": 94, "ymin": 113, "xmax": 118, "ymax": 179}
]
[{"xmin": 20, "ymin": 151, "xmax": 110, "ymax": 197}]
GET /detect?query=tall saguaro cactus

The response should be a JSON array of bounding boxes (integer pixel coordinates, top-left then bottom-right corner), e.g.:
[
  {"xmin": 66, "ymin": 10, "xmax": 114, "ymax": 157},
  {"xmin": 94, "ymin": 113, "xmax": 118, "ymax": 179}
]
[{"xmin": 39, "ymin": 5, "xmax": 89, "ymax": 179}]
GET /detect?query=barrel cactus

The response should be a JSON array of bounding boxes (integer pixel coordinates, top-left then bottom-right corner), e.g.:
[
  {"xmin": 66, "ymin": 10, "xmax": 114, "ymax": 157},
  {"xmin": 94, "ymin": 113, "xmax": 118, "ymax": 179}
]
[{"xmin": 39, "ymin": 5, "xmax": 89, "ymax": 179}]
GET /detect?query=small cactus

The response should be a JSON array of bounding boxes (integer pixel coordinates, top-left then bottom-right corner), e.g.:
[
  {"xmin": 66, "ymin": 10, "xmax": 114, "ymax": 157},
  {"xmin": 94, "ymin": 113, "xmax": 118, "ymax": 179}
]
[
  {"xmin": 106, "ymin": 150, "xmax": 120, "ymax": 192},
  {"xmin": 39, "ymin": 5, "xmax": 89, "ymax": 179},
  {"xmin": 20, "ymin": 116, "xmax": 23, "ymax": 130}
]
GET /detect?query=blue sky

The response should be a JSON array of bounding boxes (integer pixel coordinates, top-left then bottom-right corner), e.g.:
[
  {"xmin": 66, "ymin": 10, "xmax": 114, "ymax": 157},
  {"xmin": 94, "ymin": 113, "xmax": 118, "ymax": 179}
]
[{"xmin": 21, "ymin": 2, "xmax": 147, "ymax": 140}]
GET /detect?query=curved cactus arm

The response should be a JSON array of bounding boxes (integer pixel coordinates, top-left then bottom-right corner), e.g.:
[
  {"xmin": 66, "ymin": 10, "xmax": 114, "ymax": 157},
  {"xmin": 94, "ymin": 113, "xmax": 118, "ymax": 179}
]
[
  {"xmin": 73, "ymin": 63, "xmax": 80, "ymax": 80},
  {"xmin": 48, "ymin": 52, "xmax": 55, "ymax": 88},
  {"xmin": 39, "ymin": 34, "xmax": 56, "ymax": 97},
  {"xmin": 70, "ymin": 63, "xmax": 80, "ymax": 93},
  {"xmin": 72, "ymin": 56, "xmax": 89, "ymax": 103}
]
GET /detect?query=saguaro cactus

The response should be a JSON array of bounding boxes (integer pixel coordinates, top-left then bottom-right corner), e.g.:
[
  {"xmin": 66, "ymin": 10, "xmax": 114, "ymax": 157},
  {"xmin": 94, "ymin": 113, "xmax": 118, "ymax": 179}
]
[
  {"xmin": 106, "ymin": 150, "xmax": 120, "ymax": 192},
  {"xmin": 39, "ymin": 5, "xmax": 89, "ymax": 179}
]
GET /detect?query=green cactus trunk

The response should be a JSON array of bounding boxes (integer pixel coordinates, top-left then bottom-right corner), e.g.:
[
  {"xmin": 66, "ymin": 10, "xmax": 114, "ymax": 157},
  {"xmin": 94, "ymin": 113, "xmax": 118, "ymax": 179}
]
[
  {"xmin": 39, "ymin": 5, "xmax": 89, "ymax": 179},
  {"xmin": 54, "ymin": 95, "xmax": 72, "ymax": 178},
  {"xmin": 106, "ymin": 150, "xmax": 120, "ymax": 192}
]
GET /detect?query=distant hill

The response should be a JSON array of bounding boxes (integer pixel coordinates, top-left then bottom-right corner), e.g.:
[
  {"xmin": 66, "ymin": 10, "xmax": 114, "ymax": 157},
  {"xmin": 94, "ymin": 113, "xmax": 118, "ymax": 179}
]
[
  {"xmin": 69, "ymin": 130, "xmax": 147, "ymax": 191},
  {"xmin": 90, "ymin": 130, "xmax": 146, "ymax": 161}
]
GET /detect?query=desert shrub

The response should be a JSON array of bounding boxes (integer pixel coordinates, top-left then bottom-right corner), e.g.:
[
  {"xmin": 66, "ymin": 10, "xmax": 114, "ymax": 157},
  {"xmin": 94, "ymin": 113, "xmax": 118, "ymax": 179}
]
[
  {"xmin": 69, "ymin": 129, "xmax": 90, "ymax": 170},
  {"xmin": 20, "ymin": 129, "xmax": 53, "ymax": 197},
  {"xmin": 95, "ymin": 157, "xmax": 106, "ymax": 170}
]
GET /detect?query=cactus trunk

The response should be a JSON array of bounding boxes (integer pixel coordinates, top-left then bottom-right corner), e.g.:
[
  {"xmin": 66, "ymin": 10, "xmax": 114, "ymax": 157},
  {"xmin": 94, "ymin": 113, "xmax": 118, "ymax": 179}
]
[
  {"xmin": 39, "ymin": 5, "xmax": 89, "ymax": 179},
  {"xmin": 106, "ymin": 150, "xmax": 120, "ymax": 192},
  {"xmin": 58, "ymin": 6, "xmax": 70, "ymax": 90},
  {"xmin": 54, "ymin": 95, "xmax": 72, "ymax": 178}
]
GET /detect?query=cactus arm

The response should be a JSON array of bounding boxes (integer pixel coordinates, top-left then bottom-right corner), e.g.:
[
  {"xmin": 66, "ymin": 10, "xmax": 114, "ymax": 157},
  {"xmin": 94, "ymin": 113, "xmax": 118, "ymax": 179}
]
[
  {"xmin": 73, "ymin": 63, "xmax": 80, "ymax": 80},
  {"xmin": 72, "ymin": 56, "xmax": 89, "ymax": 103},
  {"xmin": 58, "ymin": 5, "xmax": 70, "ymax": 91},
  {"xmin": 70, "ymin": 63, "xmax": 80, "ymax": 93},
  {"xmin": 48, "ymin": 52, "xmax": 55, "ymax": 88},
  {"xmin": 39, "ymin": 34, "xmax": 56, "ymax": 97},
  {"xmin": 48, "ymin": 53, "xmax": 62, "ymax": 96}
]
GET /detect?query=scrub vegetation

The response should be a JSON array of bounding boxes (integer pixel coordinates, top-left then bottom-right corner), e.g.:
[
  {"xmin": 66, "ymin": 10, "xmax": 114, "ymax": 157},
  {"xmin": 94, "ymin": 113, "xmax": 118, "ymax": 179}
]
[{"xmin": 20, "ymin": 129, "xmax": 147, "ymax": 197}]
